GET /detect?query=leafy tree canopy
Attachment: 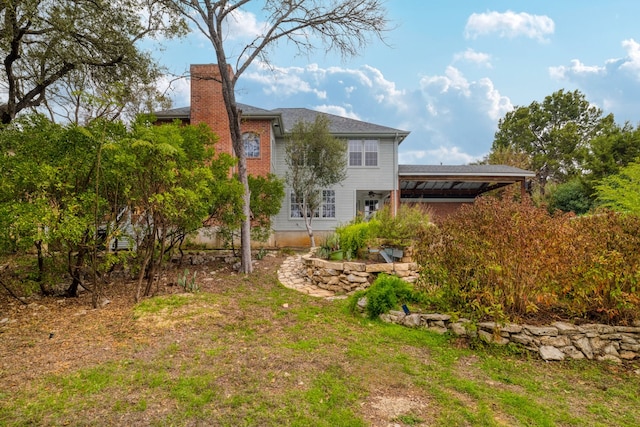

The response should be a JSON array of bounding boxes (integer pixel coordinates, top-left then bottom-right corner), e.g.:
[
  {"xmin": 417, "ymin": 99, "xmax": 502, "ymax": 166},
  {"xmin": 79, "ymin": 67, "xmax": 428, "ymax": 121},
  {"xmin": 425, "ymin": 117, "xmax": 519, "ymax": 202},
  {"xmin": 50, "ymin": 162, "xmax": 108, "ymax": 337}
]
[
  {"xmin": 492, "ymin": 89, "xmax": 612, "ymax": 195},
  {"xmin": 583, "ymin": 121, "xmax": 640, "ymax": 192},
  {"xmin": 546, "ymin": 179, "xmax": 593, "ymax": 215},
  {"xmin": 595, "ymin": 160, "xmax": 640, "ymax": 215},
  {"xmin": 0, "ymin": 0, "xmax": 186, "ymax": 124}
]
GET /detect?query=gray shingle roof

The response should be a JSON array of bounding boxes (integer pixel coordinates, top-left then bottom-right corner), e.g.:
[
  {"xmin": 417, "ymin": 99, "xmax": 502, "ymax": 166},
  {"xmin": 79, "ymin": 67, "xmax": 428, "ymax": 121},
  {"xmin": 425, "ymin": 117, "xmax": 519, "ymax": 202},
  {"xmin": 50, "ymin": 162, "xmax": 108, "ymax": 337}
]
[
  {"xmin": 154, "ymin": 106, "xmax": 190, "ymax": 118},
  {"xmin": 272, "ymin": 107, "xmax": 408, "ymax": 136},
  {"xmin": 154, "ymin": 104, "xmax": 409, "ymax": 138}
]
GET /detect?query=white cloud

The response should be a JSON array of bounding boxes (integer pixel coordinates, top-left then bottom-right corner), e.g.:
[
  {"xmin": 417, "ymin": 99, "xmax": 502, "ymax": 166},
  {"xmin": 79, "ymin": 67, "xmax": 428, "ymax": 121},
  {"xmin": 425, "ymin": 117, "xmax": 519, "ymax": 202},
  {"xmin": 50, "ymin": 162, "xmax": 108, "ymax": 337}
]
[
  {"xmin": 314, "ymin": 104, "xmax": 360, "ymax": 120},
  {"xmin": 421, "ymin": 66, "xmax": 471, "ymax": 97},
  {"xmin": 478, "ymin": 78, "xmax": 513, "ymax": 121},
  {"xmin": 549, "ymin": 59, "xmax": 605, "ymax": 79},
  {"xmin": 419, "ymin": 67, "xmax": 513, "ymax": 122},
  {"xmin": 158, "ymin": 75, "xmax": 190, "ymax": 106},
  {"xmin": 465, "ymin": 10, "xmax": 554, "ymax": 42},
  {"xmin": 620, "ymin": 38, "xmax": 640, "ymax": 77},
  {"xmin": 399, "ymin": 146, "xmax": 479, "ymax": 166},
  {"xmin": 360, "ymin": 65, "xmax": 407, "ymax": 111},
  {"xmin": 243, "ymin": 64, "xmax": 327, "ymax": 99},
  {"xmin": 453, "ymin": 48, "xmax": 493, "ymax": 68},
  {"xmin": 548, "ymin": 38, "xmax": 640, "ymax": 124},
  {"xmin": 224, "ymin": 8, "xmax": 268, "ymax": 40},
  {"xmin": 241, "ymin": 63, "xmax": 407, "ymax": 111},
  {"xmin": 415, "ymin": 67, "xmax": 512, "ymax": 161}
]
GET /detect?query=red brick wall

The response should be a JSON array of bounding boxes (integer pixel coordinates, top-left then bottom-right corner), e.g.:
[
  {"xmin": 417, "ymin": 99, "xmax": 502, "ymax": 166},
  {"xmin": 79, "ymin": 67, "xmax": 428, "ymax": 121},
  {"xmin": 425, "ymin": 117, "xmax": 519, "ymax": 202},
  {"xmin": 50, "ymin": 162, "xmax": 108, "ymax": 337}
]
[
  {"xmin": 241, "ymin": 120, "xmax": 272, "ymax": 177},
  {"xmin": 425, "ymin": 201, "xmax": 473, "ymax": 221},
  {"xmin": 190, "ymin": 64, "xmax": 272, "ymax": 177},
  {"xmin": 190, "ymin": 64, "xmax": 234, "ymax": 157}
]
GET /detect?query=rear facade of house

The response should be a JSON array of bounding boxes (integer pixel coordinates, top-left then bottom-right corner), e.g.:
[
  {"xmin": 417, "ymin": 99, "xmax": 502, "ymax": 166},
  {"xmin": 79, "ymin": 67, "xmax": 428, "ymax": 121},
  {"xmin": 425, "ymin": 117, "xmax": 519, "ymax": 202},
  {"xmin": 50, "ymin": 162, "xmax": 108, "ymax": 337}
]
[{"xmin": 155, "ymin": 64, "xmax": 410, "ymax": 247}]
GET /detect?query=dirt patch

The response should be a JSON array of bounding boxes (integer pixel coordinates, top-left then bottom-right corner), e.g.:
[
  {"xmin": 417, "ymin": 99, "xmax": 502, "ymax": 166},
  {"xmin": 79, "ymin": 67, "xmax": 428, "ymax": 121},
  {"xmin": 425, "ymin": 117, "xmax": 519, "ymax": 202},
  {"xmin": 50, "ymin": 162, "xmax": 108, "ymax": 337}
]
[
  {"xmin": 0, "ymin": 254, "xmax": 284, "ymax": 391},
  {"xmin": 362, "ymin": 390, "xmax": 433, "ymax": 426}
]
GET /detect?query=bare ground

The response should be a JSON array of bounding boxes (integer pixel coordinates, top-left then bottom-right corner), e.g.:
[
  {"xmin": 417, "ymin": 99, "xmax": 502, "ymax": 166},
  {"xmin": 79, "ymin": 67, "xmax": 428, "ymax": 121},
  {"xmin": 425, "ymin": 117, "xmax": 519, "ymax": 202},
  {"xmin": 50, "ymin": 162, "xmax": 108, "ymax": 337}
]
[{"xmin": 0, "ymin": 254, "xmax": 438, "ymax": 425}]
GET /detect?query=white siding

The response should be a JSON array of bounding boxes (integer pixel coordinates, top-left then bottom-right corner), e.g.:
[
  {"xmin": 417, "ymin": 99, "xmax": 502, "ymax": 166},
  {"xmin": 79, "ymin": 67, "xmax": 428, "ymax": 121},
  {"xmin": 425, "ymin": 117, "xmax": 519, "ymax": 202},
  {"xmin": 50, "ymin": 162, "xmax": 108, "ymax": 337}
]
[{"xmin": 271, "ymin": 137, "xmax": 397, "ymax": 232}]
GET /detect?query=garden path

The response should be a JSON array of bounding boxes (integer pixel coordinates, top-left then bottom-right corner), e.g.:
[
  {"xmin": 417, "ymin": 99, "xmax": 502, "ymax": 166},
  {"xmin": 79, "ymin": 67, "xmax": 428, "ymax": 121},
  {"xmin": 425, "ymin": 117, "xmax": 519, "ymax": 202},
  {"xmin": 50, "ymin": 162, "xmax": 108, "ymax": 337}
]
[{"xmin": 277, "ymin": 253, "xmax": 344, "ymax": 299}]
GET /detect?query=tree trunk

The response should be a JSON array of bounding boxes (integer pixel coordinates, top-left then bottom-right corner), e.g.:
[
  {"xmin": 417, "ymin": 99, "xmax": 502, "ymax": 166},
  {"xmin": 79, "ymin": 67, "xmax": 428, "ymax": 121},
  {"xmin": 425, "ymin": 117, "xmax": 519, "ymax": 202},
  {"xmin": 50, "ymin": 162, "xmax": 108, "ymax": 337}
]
[
  {"xmin": 34, "ymin": 240, "xmax": 50, "ymax": 296},
  {"xmin": 66, "ymin": 247, "xmax": 86, "ymax": 297},
  {"xmin": 304, "ymin": 216, "xmax": 316, "ymax": 248},
  {"xmin": 135, "ymin": 248, "xmax": 152, "ymax": 303},
  {"xmin": 215, "ymin": 60, "xmax": 253, "ymax": 273},
  {"xmin": 135, "ymin": 222, "xmax": 156, "ymax": 302}
]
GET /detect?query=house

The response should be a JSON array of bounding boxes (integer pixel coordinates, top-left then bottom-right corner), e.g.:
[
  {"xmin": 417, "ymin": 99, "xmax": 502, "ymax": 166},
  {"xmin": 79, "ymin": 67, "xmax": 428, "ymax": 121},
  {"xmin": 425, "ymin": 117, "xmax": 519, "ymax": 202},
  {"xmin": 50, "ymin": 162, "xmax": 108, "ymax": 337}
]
[{"xmin": 155, "ymin": 64, "xmax": 534, "ymax": 247}]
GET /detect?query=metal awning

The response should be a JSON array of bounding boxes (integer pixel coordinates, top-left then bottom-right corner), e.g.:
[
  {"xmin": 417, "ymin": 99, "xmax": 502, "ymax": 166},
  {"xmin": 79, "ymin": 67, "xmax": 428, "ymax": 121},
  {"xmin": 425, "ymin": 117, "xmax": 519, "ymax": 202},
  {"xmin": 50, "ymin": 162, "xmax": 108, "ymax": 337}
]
[{"xmin": 398, "ymin": 165, "xmax": 535, "ymax": 199}]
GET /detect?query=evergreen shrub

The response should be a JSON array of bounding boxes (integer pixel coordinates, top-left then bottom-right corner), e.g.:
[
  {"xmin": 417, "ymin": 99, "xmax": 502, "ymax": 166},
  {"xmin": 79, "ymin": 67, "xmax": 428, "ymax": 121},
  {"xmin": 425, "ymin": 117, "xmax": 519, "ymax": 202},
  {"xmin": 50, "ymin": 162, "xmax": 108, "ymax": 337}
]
[{"xmin": 350, "ymin": 274, "xmax": 424, "ymax": 319}]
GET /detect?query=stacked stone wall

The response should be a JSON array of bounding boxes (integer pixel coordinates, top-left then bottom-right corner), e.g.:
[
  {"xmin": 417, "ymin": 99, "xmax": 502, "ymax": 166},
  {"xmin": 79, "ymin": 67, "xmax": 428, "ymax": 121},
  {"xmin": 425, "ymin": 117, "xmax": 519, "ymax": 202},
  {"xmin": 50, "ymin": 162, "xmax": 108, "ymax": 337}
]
[
  {"xmin": 301, "ymin": 256, "xmax": 419, "ymax": 294},
  {"xmin": 378, "ymin": 310, "xmax": 640, "ymax": 363}
]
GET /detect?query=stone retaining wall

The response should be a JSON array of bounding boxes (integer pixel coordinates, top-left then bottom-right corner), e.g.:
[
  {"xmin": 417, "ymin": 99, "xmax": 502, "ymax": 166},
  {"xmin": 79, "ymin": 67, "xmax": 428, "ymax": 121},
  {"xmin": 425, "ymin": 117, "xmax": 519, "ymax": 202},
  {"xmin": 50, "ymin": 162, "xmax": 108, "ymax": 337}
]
[
  {"xmin": 301, "ymin": 256, "xmax": 419, "ymax": 294},
  {"xmin": 378, "ymin": 309, "xmax": 640, "ymax": 363}
]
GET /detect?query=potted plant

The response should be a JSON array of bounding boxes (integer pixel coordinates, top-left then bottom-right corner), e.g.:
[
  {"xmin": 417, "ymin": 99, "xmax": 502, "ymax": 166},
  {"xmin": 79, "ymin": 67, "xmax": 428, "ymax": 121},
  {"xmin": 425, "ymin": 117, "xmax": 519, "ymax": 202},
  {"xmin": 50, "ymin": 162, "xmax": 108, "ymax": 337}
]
[{"xmin": 320, "ymin": 232, "xmax": 343, "ymax": 260}]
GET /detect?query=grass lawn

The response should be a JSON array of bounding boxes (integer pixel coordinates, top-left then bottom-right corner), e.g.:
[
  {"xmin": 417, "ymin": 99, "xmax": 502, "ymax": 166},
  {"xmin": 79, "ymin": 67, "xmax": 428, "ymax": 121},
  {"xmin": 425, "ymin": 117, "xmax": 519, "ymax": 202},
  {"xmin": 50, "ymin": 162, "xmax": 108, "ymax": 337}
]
[{"xmin": 1, "ymin": 253, "xmax": 639, "ymax": 426}]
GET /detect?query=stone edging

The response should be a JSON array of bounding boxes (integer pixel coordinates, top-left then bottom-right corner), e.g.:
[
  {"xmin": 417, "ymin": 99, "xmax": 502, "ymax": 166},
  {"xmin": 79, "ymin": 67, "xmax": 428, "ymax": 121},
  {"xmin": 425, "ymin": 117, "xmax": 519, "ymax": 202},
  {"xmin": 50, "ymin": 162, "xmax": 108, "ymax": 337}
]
[
  {"xmin": 301, "ymin": 255, "xmax": 420, "ymax": 294},
  {"xmin": 379, "ymin": 310, "xmax": 640, "ymax": 363}
]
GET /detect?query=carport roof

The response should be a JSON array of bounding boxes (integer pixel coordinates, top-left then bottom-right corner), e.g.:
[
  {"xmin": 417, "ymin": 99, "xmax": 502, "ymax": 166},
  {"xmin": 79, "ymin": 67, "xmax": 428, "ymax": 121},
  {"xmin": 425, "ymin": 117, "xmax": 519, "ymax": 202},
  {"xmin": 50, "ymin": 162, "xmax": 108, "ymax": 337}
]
[{"xmin": 398, "ymin": 164, "xmax": 535, "ymax": 199}]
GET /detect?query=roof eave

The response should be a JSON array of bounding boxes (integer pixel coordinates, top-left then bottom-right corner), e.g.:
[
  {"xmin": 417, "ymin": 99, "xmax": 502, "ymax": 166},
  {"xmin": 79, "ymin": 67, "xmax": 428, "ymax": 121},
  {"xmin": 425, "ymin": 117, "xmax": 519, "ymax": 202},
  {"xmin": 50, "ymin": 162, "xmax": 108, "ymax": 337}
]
[{"xmin": 399, "ymin": 171, "xmax": 536, "ymax": 178}]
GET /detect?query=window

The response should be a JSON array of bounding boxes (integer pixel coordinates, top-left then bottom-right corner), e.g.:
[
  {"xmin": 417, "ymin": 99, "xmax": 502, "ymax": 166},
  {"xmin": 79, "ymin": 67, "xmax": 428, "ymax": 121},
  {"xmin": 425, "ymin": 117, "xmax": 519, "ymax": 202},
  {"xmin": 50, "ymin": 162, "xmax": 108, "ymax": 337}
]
[
  {"xmin": 348, "ymin": 141, "xmax": 362, "ymax": 166},
  {"xmin": 364, "ymin": 199, "xmax": 379, "ymax": 219},
  {"xmin": 349, "ymin": 140, "xmax": 378, "ymax": 167},
  {"xmin": 290, "ymin": 193, "xmax": 310, "ymax": 218},
  {"xmin": 243, "ymin": 132, "xmax": 260, "ymax": 158},
  {"xmin": 321, "ymin": 190, "xmax": 336, "ymax": 218},
  {"xmin": 290, "ymin": 190, "xmax": 336, "ymax": 219}
]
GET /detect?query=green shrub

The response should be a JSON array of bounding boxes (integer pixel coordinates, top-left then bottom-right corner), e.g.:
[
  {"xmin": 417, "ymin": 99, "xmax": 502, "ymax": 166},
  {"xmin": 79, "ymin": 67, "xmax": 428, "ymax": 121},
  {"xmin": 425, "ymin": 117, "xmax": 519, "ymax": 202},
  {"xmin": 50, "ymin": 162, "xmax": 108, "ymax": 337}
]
[
  {"xmin": 546, "ymin": 178, "xmax": 593, "ymax": 215},
  {"xmin": 353, "ymin": 274, "xmax": 424, "ymax": 319},
  {"xmin": 317, "ymin": 232, "xmax": 340, "ymax": 259},
  {"xmin": 177, "ymin": 269, "xmax": 199, "ymax": 293},
  {"xmin": 371, "ymin": 204, "xmax": 430, "ymax": 247},
  {"xmin": 336, "ymin": 220, "xmax": 378, "ymax": 260}
]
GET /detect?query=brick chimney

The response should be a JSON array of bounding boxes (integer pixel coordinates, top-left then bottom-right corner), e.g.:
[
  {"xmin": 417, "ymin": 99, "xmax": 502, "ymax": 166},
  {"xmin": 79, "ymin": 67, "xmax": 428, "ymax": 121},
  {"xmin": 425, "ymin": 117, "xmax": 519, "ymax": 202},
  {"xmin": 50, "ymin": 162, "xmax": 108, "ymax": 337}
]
[{"xmin": 190, "ymin": 64, "xmax": 234, "ymax": 156}]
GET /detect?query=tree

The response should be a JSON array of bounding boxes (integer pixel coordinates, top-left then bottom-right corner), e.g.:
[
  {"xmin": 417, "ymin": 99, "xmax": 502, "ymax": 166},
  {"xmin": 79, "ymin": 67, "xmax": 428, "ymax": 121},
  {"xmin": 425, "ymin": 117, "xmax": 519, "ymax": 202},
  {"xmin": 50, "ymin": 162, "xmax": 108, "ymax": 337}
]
[
  {"xmin": 476, "ymin": 145, "xmax": 531, "ymax": 170},
  {"xmin": 0, "ymin": 114, "xmax": 129, "ymax": 299},
  {"xmin": 0, "ymin": 114, "xmax": 243, "ymax": 301},
  {"xmin": 284, "ymin": 115, "xmax": 347, "ymax": 247},
  {"xmin": 0, "ymin": 0, "xmax": 186, "ymax": 124},
  {"xmin": 41, "ymin": 64, "xmax": 174, "ymax": 125},
  {"xmin": 492, "ymin": 89, "xmax": 611, "ymax": 196},
  {"xmin": 583, "ymin": 122, "xmax": 640, "ymax": 193},
  {"xmin": 171, "ymin": 0, "xmax": 390, "ymax": 273},
  {"xmin": 546, "ymin": 178, "xmax": 593, "ymax": 215},
  {"xmin": 218, "ymin": 174, "xmax": 284, "ymax": 253},
  {"xmin": 115, "ymin": 118, "xmax": 242, "ymax": 300},
  {"xmin": 595, "ymin": 160, "xmax": 640, "ymax": 215}
]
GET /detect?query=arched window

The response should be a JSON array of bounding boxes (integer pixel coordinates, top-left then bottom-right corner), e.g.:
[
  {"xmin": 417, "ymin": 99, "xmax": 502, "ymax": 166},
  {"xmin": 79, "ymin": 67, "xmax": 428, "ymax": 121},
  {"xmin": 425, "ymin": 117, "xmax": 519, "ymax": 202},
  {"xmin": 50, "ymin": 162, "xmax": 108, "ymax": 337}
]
[{"xmin": 243, "ymin": 132, "xmax": 260, "ymax": 158}]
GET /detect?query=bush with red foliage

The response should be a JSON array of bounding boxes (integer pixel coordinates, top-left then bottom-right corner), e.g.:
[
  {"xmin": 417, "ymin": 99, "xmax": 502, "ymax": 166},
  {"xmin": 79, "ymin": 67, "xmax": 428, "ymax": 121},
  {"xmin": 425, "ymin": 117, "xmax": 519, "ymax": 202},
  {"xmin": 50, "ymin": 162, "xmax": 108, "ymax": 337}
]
[{"xmin": 415, "ymin": 195, "xmax": 640, "ymax": 324}]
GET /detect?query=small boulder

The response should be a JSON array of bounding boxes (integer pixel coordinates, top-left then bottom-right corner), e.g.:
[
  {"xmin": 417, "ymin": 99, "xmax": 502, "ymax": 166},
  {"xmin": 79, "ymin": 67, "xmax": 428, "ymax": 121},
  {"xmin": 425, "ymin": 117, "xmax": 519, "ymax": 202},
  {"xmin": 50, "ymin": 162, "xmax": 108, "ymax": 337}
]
[{"xmin": 539, "ymin": 345, "xmax": 565, "ymax": 361}]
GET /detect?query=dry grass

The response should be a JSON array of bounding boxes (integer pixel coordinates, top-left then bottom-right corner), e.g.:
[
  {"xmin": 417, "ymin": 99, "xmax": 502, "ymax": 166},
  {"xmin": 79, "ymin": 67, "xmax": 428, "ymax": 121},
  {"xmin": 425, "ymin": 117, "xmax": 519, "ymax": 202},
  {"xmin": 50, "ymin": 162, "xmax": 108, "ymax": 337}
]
[{"xmin": 1, "ymin": 252, "xmax": 639, "ymax": 426}]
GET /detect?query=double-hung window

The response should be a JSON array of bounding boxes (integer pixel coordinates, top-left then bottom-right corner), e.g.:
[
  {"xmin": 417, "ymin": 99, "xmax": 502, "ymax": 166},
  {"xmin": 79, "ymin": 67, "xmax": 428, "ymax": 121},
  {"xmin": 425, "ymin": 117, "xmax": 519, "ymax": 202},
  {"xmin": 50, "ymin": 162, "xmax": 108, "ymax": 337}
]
[
  {"xmin": 290, "ymin": 190, "xmax": 336, "ymax": 219},
  {"xmin": 348, "ymin": 140, "xmax": 378, "ymax": 167}
]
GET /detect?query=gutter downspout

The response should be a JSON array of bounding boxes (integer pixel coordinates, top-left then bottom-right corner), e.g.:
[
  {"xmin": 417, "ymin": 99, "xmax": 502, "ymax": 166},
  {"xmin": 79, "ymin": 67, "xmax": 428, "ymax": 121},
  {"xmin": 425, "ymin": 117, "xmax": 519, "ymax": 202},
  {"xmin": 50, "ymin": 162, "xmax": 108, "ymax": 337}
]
[{"xmin": 393, "ymin": 133, "xmax": 399, "ymax": 217}]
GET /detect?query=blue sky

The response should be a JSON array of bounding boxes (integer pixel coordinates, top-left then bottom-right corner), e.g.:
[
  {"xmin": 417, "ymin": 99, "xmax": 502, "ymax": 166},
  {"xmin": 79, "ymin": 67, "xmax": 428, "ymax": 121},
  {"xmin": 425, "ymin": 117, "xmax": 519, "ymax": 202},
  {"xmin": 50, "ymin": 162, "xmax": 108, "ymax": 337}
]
[{"xmin": 152, "ymin": 1, "xmax": 640, "ymax": 165}]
